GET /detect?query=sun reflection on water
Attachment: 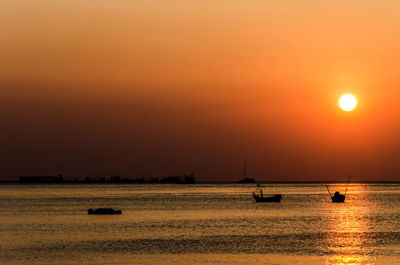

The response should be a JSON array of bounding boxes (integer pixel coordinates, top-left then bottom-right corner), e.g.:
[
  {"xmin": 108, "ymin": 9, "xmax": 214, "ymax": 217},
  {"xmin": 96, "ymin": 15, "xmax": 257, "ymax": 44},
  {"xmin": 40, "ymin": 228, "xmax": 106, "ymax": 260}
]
[
  {"xmin": 323, "ymin": 184, "xmax": 376, "ymax": 265},
  {"xmin": 327, "ymin": 254, "xmax": 375, "ymax": 265}
]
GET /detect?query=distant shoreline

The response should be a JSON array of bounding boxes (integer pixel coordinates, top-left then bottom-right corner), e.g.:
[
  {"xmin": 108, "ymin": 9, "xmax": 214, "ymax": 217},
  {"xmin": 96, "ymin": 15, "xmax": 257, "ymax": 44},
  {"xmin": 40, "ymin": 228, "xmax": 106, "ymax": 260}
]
[{"xmin": 1, "ymin": 180, "xmax": 400, "ymax": 184}]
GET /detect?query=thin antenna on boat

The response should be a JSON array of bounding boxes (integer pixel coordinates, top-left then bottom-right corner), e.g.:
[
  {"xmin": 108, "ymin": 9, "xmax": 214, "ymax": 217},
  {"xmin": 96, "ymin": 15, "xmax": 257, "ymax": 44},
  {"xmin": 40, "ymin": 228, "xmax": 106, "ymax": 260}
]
[
  {"xmin": 344, "ymin": 175, "xmax": 352, "ymax": 196},
  {"xmin": 325, "ymin": 185, "xmax": 332, "ymax": 197}
]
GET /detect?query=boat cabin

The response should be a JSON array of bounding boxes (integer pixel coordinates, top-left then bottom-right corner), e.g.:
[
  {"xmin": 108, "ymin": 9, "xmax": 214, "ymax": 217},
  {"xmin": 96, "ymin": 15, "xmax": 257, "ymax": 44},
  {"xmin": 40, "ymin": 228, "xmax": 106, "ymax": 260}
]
[{"xmin": 331, "ymin": 192, "xmax": 345, "ymax": 203}]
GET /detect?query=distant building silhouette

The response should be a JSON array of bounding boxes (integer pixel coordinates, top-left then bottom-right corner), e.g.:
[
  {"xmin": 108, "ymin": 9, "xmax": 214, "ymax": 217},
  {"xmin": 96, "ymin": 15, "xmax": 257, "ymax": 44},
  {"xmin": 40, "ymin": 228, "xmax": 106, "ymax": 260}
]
[{"xmin": 19, "ymin": 174, "xmax": 64, "ymax": 183}]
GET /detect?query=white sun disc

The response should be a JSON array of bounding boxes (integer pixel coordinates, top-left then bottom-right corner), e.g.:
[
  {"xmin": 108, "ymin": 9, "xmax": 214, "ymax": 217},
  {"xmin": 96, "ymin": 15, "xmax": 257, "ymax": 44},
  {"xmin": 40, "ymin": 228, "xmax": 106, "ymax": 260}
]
[{"xmin": 339, "ymin": 94, "xmax": 357, "ymax": 111}]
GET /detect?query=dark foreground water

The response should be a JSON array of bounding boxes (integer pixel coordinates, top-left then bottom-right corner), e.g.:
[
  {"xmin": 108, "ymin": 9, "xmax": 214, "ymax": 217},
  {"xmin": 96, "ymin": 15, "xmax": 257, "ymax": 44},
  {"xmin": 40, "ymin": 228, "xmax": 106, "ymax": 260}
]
[{"xmin": 1, "ymin": 183, "xmax": 400, "ymax": 264}]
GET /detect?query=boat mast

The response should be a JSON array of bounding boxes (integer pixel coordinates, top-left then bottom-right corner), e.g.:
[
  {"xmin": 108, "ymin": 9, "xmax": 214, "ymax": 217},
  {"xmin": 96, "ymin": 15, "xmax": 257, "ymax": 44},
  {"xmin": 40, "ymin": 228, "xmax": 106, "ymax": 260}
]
[
  {"xmin": 325, "ymin": 185, "xmax": 332, "ymax": 197},
  {"xmin": 344, "ymin": 175, "xmax": 352, "ymax": 195}
]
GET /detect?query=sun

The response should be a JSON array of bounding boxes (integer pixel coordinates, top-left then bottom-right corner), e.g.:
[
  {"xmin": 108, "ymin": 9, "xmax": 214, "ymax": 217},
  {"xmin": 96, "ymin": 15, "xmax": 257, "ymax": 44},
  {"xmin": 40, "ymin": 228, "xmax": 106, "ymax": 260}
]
[{"xmin": 339, "ymin": 94, "xmax": 357, "ymax": 111}]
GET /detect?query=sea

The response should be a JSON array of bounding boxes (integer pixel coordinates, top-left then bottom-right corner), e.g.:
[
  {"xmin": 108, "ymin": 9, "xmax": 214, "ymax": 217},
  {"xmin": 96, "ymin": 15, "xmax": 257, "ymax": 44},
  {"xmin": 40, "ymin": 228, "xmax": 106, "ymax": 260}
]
[{"xmin": 1, "ymin": 183, "xmax": 400, "ymax": 265}]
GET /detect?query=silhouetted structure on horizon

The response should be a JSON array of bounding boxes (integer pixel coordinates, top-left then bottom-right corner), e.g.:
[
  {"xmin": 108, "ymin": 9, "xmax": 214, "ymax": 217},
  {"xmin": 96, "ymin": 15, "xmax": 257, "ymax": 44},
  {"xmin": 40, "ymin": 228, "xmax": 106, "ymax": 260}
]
[
  {"xmin": 19, "ymin": 175, "xmax": 64, "ymax": 183},
  {"xmin": 237, "ymin": 162, "xmax": 256, "ymax": 183},
  {"xmin": 16, "ymin": 172, "xmax": 196, "ymax": 184},
  {"xmin": 147, "ymin": 173, "xmax": 196, "ymax": 184}
]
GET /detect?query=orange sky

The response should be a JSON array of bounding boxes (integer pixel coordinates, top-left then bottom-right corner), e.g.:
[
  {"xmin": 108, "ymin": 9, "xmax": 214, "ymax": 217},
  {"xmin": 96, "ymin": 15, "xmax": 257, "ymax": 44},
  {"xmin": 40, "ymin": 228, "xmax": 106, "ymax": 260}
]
[{"xmin": 2, "ymin": 0, "xmax": 400, "ymax": 181}]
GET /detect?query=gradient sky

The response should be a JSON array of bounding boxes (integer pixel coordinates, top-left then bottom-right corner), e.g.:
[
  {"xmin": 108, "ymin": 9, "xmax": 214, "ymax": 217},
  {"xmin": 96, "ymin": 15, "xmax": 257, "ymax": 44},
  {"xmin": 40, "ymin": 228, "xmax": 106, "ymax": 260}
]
[{"xmin": 2, "ymin": 0, "xmax": 400, "ymax": 181}]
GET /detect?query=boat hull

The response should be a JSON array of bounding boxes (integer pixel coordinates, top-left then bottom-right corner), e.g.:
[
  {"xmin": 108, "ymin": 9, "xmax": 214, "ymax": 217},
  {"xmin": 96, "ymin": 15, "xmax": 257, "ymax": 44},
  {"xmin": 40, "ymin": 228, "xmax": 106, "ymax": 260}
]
[
  {"xmin": 253, "ymin": 194, "xmax": 281, "ymax": 202},
  {"xmin": 237, "ymin": 177, "xmax": 256, "ymax": 183},
  {"xmin": 331, "ymin": 192, "xmax": 346, "ymax": 203},
  {"xmin": 331, "ymin": 196, "xmax": 345, "ymax": 203},
  {"xmin": 88, "ymin": 208, "xmax": 122, "ymax": 215}
]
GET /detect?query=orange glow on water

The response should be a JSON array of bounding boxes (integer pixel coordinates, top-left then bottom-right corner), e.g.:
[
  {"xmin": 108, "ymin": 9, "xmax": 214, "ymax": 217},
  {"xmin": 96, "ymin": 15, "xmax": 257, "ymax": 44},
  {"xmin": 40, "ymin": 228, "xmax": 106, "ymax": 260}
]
[{"xmin": 324, "ymin": 185, "xmax": 375, "ymax": 265}]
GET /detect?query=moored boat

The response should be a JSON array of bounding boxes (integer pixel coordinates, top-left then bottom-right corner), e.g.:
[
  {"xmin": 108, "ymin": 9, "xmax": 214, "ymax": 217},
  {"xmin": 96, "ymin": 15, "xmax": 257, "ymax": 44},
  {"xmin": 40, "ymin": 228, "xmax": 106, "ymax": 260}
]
[
  {"xmin": 331, "ymin": 191, "xmax": 345, "ymax": 203},
  {"xmin": 252, "ymin": 185, "xmax": 281, "ymax": 202},
  {"xmin": 237, "ymin": 162, "xmax": 255, "ymax": 183},
  {"xmin": 88, "ymin": 208, "xmax": 122, "ymax": 215},
  {"xmin": 252, "ymin": 192, "xmax": 281, "ymax": 202},
  {"xmin": 326, "ymin": 175, "xmax": 352, "ymax": 203}
]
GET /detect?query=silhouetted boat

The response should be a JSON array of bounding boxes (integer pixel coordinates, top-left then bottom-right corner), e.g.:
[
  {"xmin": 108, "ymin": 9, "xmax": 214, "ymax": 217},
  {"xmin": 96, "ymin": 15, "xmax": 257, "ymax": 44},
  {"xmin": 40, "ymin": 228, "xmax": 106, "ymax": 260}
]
[
  {"xmin": 252, "ymin": 185, "xmax": 282, "ymax": 202},
  {"xmin": 237, "ymin": 162, "xmax": 255, "ymax": 183},
  {"xmin": 88, "ymin": 208, "xmax": 122, "ymax": 215},
  {"xmin": 326, "ymin": 175, "xmax": 352, "ymax": 203},
  {"xmin": 238, "ymin": 177, "xmax": 256, "ymax": 183},
  {"xmin": 331, "ymin": 191, "xmax": 345, "ymax": 203}
]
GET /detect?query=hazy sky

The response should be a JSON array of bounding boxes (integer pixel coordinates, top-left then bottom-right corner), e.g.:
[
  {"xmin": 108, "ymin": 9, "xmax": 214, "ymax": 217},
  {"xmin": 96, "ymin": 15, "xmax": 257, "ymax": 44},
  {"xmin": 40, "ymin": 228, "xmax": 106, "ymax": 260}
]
[{"xmin": 2, "ymin": 0, "xmax": 400, "ymax": 181}]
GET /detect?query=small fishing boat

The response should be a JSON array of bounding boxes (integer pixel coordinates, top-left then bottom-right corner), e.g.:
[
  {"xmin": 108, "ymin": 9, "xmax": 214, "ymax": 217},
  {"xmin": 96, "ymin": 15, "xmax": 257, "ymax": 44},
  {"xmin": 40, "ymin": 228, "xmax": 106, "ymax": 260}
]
[
  {"xmin": 331, "ymin": 191, "xmax": 345, "ymax": 203},
  {"xmin": 88, "ymin": 208, "xmax": 122, "ymax": 215},
  {"xmin": 252, "ymin": 184, "xmax": 281, "ymax": 202},
  {"xmin": 326, "ymin": 175, "xmax": 352, "ymax": 203}
]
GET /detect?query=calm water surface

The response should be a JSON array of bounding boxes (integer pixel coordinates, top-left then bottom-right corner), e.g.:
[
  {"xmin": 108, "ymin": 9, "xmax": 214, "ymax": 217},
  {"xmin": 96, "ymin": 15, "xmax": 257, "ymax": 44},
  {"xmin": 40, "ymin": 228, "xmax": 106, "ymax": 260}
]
[{"xmin": 1, "ymin": 183, "xmax": 400, "ymax": 264}]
